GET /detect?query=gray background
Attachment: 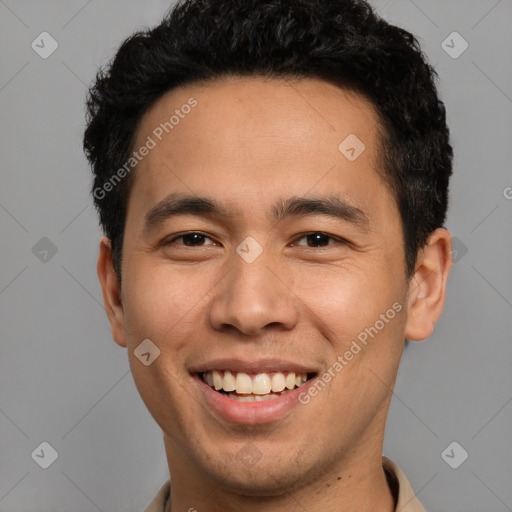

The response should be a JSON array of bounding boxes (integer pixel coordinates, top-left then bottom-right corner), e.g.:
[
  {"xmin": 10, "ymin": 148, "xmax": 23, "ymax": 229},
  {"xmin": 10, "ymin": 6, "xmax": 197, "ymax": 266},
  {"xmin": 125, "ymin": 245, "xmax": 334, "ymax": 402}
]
[{"xmin": 1, "ymin": 1, "xmax": 511, "ymax": 511}]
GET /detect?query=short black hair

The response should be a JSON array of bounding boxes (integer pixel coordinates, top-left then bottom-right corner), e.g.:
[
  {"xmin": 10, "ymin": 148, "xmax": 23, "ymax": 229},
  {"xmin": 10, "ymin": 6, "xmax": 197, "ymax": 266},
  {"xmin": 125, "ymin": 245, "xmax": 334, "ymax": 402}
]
[{"xmin": 83, "ymin": 0, "xmax": 453, "ymax": 281}]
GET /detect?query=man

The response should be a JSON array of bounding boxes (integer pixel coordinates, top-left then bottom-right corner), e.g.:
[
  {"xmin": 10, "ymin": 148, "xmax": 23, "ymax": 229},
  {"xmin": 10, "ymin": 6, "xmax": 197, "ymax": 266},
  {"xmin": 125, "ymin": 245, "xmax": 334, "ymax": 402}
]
[{"xmin": 83, "ymin": 0, "xmax": 453, "ymax": 510}]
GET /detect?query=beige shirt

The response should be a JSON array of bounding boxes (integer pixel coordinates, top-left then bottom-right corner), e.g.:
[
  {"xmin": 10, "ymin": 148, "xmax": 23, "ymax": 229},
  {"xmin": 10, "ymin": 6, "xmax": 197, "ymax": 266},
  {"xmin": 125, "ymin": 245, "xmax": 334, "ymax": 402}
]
[{"xmin": 143, "ymin": 456, "xmax": 426, "ymax": 512}]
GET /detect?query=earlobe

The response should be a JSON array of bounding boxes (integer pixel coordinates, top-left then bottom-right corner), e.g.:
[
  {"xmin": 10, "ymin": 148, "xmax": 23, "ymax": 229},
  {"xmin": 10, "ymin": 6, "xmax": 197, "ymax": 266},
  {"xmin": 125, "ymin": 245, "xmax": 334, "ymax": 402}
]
[
  {"xmin": 97, "ymin": 236, "xmax": 127, "ymax": 347},
  {"xmin": 404, "ymin": 228, "xmax": 453, "ymax": 341}
]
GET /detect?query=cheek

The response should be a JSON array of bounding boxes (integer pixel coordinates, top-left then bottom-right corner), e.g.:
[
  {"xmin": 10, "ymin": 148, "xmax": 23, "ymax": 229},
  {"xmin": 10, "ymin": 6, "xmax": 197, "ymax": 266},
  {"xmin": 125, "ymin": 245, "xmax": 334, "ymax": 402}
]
[
  {"xmin": 121, "ymin": 260, "xmax": 209, "ymax": 343},
  {"xmin": 120, "ymin": 263, "xmax": 199, "ymax": 429},
  {"xmin": 294, "ymin": 264, "xmax": 402, "ymax": 345},
  {"xmin": 129, "ymin": 356, "xmax": 190, "ymax": 437}
]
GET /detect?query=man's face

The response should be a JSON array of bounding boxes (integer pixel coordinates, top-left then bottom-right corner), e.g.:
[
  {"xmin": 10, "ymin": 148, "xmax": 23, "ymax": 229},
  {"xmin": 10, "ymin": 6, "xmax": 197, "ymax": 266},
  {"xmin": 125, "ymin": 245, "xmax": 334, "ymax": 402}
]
[{"xmin": 113, "ymin": 77, "xmax": 413, "ymax": 492}]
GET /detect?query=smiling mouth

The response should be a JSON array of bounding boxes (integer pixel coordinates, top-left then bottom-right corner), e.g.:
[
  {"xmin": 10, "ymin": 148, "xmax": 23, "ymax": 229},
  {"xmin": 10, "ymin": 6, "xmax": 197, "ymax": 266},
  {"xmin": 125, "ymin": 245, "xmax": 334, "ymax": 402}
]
[{"xmin": 197, "ymin": 370, "xmax": 317, "ymax": 402}]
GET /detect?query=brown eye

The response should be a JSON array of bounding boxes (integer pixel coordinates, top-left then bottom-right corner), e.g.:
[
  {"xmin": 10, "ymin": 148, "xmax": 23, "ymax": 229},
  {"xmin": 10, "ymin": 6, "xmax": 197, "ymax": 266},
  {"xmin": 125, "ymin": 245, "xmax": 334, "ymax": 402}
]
[
  {"xmin": 293, "ymin": 232, "xmax": 339, "ymax": 247},
  {"xmin": 165, "ymin": 232, "xmax": 216, "ymax": 246}
]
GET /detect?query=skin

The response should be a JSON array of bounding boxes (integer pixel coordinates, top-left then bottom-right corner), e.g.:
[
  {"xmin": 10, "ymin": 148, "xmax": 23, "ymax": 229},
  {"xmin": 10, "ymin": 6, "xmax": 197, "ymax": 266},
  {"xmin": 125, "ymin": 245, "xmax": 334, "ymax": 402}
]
[{"xmin": 97, "ymin": 76, "xmax": 452, "ymax": 511}]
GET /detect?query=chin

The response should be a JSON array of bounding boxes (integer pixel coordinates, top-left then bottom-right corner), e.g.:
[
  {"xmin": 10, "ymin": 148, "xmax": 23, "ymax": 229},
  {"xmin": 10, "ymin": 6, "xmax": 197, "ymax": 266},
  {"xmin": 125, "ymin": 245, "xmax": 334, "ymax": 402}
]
[
  {"xmin": 207, "ymin": 465, "xmax": 304, "ymax": 497},
  {"xmin": 196, "ymin": 444, "xmax": 319, "ymax": 497}
]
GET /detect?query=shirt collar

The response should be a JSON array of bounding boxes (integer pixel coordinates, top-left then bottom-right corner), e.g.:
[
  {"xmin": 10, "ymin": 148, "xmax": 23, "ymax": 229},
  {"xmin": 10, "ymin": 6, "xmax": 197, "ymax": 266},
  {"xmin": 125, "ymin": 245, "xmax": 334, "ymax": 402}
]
[{"xmin": 383, "ymin": 456, "xmax": 426, "ymax": 512}]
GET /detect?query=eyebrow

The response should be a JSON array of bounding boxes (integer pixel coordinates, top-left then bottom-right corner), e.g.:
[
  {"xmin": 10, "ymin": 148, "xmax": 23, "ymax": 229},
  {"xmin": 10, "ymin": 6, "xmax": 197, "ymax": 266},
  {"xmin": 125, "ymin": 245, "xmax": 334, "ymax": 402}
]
[
  {"xmin": 271, "ymin": 196, "xmax": 369, "ymax": 231},
  {"xmin": 144, "ymin": 192, "xmax": 370, "ymax": 233},
  {"xmin": 144, "ymin": 193, "xmax": 229, "ymax": 232}
]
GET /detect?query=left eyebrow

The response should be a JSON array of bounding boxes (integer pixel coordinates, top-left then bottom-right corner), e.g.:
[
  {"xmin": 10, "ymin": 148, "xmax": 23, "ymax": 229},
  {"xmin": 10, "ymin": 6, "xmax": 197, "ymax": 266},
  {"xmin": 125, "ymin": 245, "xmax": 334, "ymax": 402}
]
[
  {"xmin": 143, "ymin": 193, "xmax": 370, "ymax": 233},
  {"xmin": 271, "ymin": 196, "xmax": 370, "ymax": 232}
]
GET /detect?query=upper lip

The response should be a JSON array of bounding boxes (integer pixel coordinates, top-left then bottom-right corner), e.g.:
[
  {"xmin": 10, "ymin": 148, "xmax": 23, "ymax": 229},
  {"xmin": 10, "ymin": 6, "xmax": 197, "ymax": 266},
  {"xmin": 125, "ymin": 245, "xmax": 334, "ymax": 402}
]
[{"xmin": 189, "ymin": 358, "xmax": 320, "ymax": 375}]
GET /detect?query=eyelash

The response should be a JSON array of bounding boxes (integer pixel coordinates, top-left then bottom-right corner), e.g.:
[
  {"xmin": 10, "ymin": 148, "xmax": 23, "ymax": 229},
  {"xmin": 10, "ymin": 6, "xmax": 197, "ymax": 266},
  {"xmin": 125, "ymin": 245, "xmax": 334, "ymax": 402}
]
[{"xmin": 163, "ymin": 231, "xmax": 347, "ymax": 248}]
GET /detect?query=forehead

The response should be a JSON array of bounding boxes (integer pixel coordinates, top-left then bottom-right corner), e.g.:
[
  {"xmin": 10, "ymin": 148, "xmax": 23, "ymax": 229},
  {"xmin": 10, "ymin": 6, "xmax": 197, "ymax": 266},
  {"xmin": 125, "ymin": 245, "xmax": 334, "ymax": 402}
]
[
  {"xmin": 135, "ymin": 75, "xmax": 382, "ymax": 159},
  {"xmin": 128, "ymin": 75, "xmax": 394, "ymax": 225}
]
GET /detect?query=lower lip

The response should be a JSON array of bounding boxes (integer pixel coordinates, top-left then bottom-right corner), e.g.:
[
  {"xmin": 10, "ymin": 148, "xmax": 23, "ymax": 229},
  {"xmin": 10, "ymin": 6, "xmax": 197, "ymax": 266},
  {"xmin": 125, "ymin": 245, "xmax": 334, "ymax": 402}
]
[{"xmin": 194, "ymin": 374, "xmax": 316, "ymax": 425}]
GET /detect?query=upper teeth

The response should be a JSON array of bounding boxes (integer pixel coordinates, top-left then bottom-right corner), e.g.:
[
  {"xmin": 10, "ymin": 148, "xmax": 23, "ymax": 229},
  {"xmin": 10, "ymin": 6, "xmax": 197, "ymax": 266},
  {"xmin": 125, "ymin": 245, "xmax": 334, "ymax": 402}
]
[{"xmin": 202, "ymin": 370, "xmax": 308, "ymax": 395}]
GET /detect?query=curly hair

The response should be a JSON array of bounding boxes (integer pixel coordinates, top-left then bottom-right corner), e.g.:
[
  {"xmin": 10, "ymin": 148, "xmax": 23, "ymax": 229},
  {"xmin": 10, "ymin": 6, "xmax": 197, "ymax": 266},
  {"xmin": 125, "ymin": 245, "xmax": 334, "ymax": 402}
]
[{"xmin": 83, "ymin": 0, "xmax": 452, "ymax": 281}]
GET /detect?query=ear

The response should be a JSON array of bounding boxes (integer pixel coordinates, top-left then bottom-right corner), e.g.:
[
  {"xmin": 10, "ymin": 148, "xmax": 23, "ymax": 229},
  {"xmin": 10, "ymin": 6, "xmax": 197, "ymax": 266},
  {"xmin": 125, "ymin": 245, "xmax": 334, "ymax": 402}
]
[
  {"xmin": 404, "ymin": 228, "xmax": 453, "ymax": 341},
  {"xmin": 97, "ymin": 236, "xmax": 127, "ymax": 347}
]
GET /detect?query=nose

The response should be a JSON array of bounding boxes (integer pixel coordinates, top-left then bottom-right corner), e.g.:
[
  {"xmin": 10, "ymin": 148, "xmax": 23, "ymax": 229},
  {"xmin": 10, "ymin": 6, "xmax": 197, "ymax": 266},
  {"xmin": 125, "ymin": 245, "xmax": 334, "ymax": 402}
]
[{"xmin": 207, "ymin": 250, "xmax": 299, "ymax": 336}]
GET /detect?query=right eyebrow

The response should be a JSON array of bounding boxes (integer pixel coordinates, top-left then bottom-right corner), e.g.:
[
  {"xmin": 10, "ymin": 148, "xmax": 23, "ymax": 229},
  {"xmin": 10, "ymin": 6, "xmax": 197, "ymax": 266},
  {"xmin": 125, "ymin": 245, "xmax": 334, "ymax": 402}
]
[{"xmin": 143, "ymin": 192, "xmax": 230, "ymax": 234}]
